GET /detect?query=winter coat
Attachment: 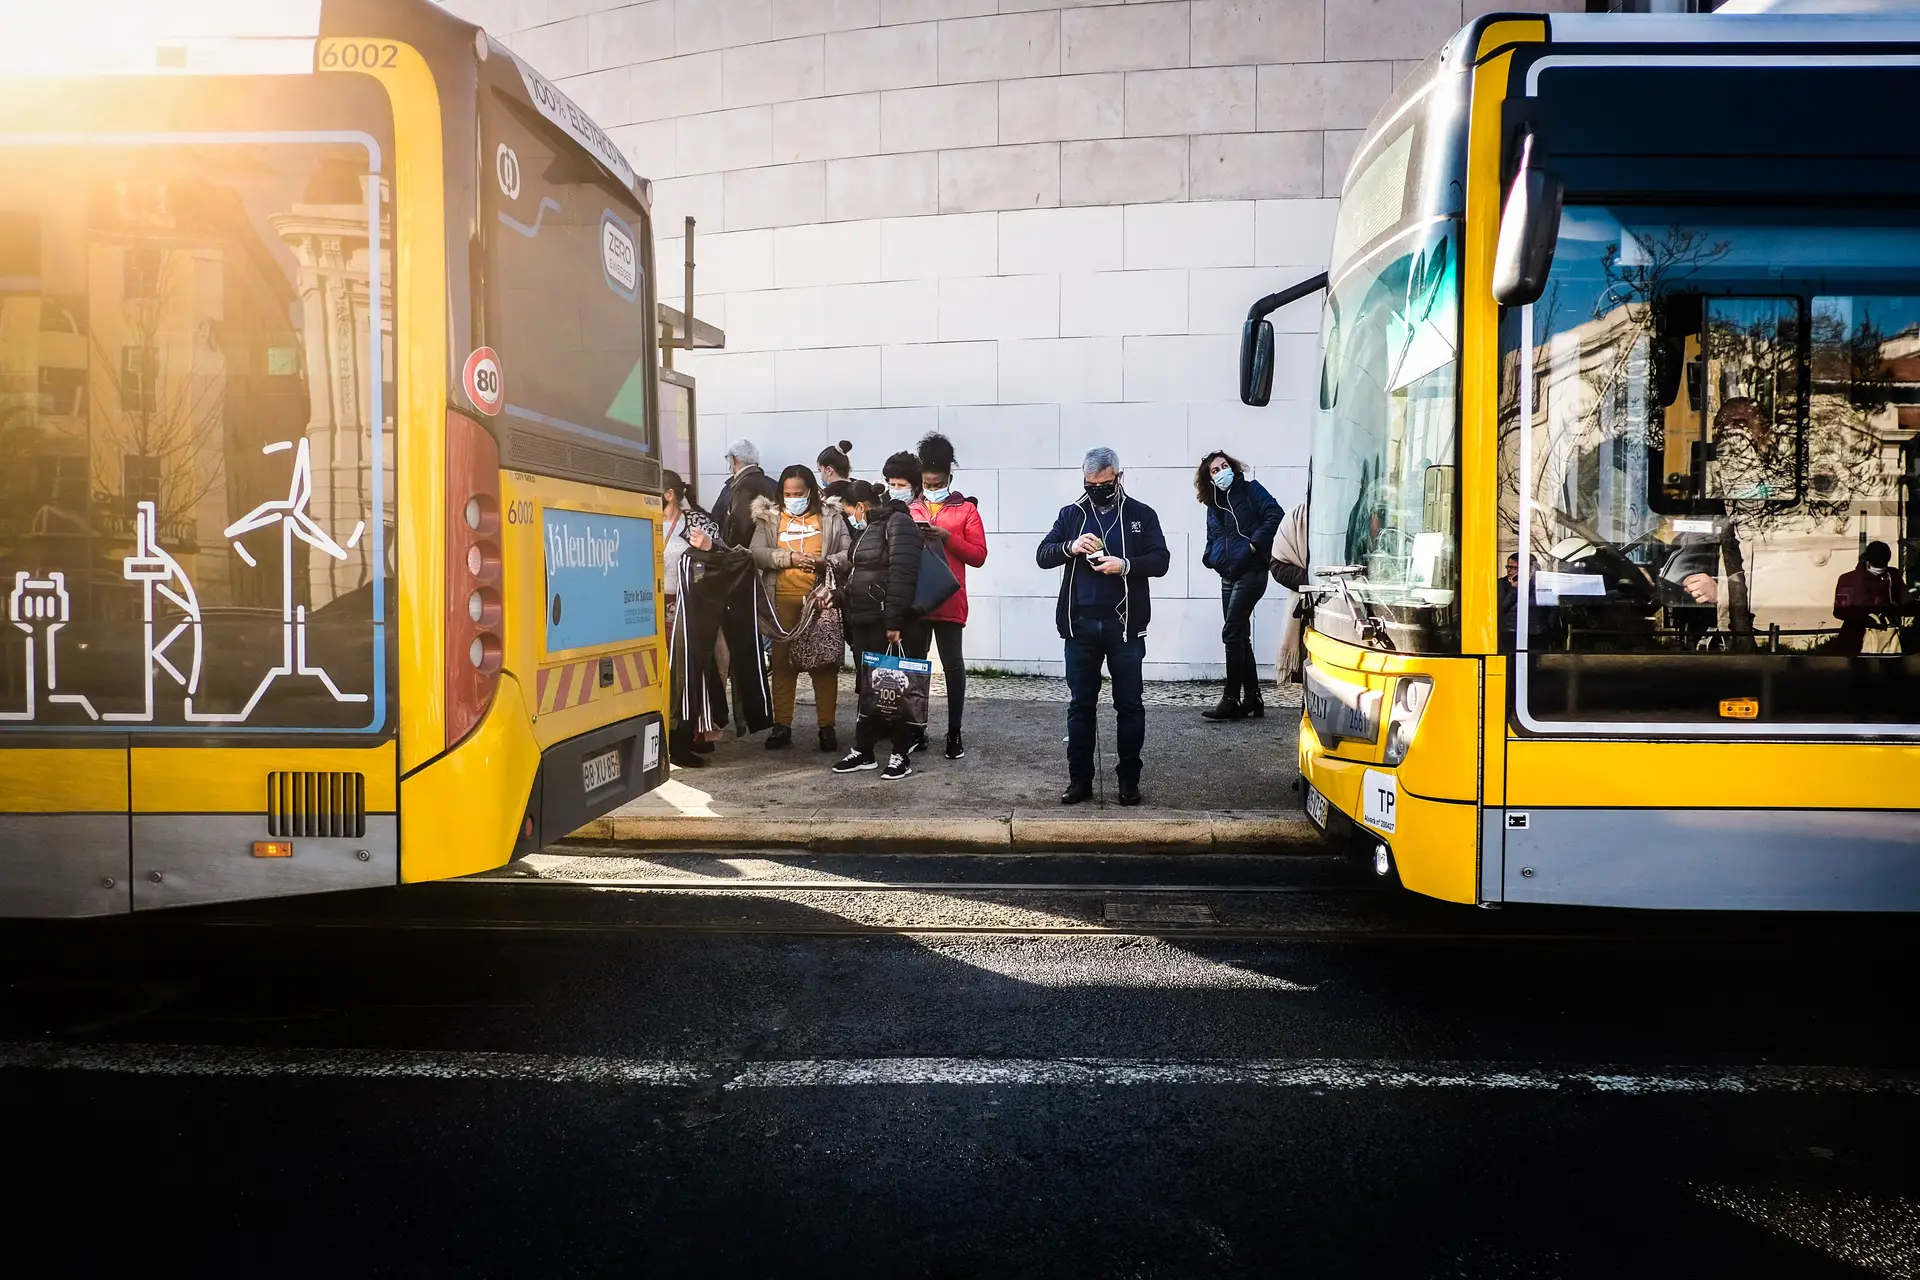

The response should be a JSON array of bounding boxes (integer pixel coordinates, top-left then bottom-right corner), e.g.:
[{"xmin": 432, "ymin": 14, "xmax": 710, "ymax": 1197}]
[
  {"xmin": 746, "ymin": 494, "xmax": 855, "ymax": 601},
  {"xmin": 908, "ymin": 492, "xmax": 988, "ymax": 625},
  {"xmin": 1202, "ymin": 475, "xmax": 1282, "ymax": 583},
  {"xmin": 1035, "ymin": 491, "xmax": 1171, "ymax": 642},
  {"xmin": 845, "ymin": 499, "xmax": 920, "ymax": 633},
  {"xmin": 715, "ymin": 464, "xmax": 779, "ymax": 551}
]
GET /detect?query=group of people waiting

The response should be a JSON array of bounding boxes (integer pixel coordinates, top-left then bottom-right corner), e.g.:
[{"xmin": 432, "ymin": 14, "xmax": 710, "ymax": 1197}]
[
  {"xmin": 661, "ymin": 433, "xmax": 1304, "ymax": 803},
  {"xmin": 660, "ymin": 432, "xmax": 987, "ymax": 782}
]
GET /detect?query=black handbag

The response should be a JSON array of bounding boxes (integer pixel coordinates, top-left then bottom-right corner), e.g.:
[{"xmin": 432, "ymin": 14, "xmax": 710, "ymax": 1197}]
[{"xmin": 912, "ymin": 537, "xmax": 961, "ymax": 616}]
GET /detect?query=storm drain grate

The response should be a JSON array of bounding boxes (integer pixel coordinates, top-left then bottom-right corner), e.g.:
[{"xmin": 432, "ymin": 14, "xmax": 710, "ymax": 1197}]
[
  {"xmin": 1102, "ymin": 902, "xmax": 1218, "ymax": 925},
  {"xmin": 267, "ymin": 772, "xmax": 367, "ymax": 839}
]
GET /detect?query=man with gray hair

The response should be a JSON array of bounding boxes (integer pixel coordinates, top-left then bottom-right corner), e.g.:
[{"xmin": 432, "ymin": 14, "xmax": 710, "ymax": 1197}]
[
  {"xmin": 714, "ymin": 437, "xmax": 779, "ymax": 551},
  {"xmin": 1036, "ymin": 447, "xmax": 1170, "ymax": 806}
]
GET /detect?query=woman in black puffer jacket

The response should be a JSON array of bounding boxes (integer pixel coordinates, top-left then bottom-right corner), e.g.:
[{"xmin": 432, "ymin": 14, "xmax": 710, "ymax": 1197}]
[{"xmin": 831, "ymin": 467, "xmax": 923, "ymax": 781}]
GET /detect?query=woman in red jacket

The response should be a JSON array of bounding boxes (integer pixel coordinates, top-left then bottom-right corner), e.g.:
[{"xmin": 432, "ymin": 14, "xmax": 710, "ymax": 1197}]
[{"xmin": 905, "ymin": 432, "xmax": 988, "ymax": 760}]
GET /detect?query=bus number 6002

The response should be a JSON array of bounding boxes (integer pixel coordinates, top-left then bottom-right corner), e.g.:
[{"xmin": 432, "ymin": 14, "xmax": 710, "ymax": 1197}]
[{"xmin": 321, "ymin": 42, "xmax": 400, "ymax": 69}]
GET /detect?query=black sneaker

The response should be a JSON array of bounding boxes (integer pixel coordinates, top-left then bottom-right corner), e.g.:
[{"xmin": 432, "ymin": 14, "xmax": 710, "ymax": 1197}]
[
  {"xmin": 819, "ymin": 725, "xmax": 838, "ymax": 752},
  {"xmin": 880, "ymin": 753, "xmax": 913, "ymax": 780},
  {"xmin": 831, "ymin": 749, "xmax": 877, "ymax": 774},
  {"xmin": 945, "ymin": 731, "xmax": 964, "ymax": 760},
  {"xmin": 765, "ymin": 724, "xmax": 793, "ymax": 750},
  {"xmin": 906, "ymin": 730, "xmax": 928, "ymax": 755}
]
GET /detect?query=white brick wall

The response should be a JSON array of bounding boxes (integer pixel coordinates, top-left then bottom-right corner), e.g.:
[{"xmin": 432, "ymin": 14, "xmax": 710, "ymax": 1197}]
[{"xmin": 451, "ymin": 0, "xmax": 1579, "ymax": 677}]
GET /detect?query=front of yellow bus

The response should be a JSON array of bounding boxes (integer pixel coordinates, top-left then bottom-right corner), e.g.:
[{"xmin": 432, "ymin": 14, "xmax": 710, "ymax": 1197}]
[
  {"xmin": 0, "ymin": 0, "xmax": 586, "ymax": 916},
  {"xmin": 1290, "ymin": 44, "xmax": 1484, "ymax": 905}
]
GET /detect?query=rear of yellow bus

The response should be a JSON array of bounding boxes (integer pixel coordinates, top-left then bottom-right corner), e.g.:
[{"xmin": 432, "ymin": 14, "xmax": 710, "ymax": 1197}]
[
  {"xmin": 0, "ymin": 1, "xmax": 667, "ymax": 916},
  {"xmin": 1295, "ymin": 11, "xmax": 1920, "ymax": 912}
]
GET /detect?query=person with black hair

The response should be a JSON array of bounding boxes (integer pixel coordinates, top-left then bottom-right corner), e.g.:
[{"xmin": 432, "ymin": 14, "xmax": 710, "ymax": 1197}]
[
  {"xmin": 904, "ymin": 432, "xmax": 987, "ymax": 759},
  {"xmin": 832, "ymin": 474, "xmax": 923, "ymax": 781},
  {"xmin": 817, "ymin": 440, "xmax": 853, "ymax": 486},
  {"xmin": 1834, "ymin": 540, "xmax": 1911, "ymax": 655},
  {"xmin": 662, "ymin": 470, "xmax": 738, "ymax": 767},
  {"xmin": 1197, "ymin": 449, "xmax": 1282, "ymax": 721},
  {"xmin": 749, "ymin": 465, "xmax": 853, "ymax": 751}
]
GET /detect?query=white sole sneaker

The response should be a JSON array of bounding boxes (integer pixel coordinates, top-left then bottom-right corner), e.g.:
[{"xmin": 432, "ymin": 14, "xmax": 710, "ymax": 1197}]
[
  {"xmin": 880, "ymin": 757, "xmax": 913, "ymax": 780},
  {"xmin": 832, "ymin": 754, "xmax": 878, "ymax": 773}
]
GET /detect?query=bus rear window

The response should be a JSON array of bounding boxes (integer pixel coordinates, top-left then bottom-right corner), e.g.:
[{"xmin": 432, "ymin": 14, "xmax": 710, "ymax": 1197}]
[{"xmin": 482, "ymin": 93, "xmax": 651, "ymax": 456}]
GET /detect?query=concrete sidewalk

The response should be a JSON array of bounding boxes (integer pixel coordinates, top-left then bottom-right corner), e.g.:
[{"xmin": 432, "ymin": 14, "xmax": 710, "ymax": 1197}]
[{"xmin": 568, "ymin": 674, "xmax": 1318, "ymax": 854}]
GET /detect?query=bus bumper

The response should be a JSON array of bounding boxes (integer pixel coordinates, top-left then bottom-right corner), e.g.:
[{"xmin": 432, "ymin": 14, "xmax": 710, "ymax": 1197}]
[{"xmin": 514, "ymin": 710, "xmax": 667, "ymax": 856}]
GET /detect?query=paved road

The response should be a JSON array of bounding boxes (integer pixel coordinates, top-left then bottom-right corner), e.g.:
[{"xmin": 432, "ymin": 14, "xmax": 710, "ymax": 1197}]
[{"xmin": 3, "ymin": 852, "xmax": 1918, "ymax": 1277}]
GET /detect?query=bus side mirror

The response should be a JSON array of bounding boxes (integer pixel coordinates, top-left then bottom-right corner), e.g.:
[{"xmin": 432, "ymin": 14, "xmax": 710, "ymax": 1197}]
[
  {"xmin": 1492, "ymin": 149, "xmax": 1563, "ymax": 308},
  {"xmin": 1240, "ymin": 317, "xmax": 1275, "ymax": 407}
]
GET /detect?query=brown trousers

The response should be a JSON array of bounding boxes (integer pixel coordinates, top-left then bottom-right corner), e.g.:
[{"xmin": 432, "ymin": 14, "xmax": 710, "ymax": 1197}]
[{"xmin": 769, "ymin": 591, "xmax": 840, "ymax": 727}]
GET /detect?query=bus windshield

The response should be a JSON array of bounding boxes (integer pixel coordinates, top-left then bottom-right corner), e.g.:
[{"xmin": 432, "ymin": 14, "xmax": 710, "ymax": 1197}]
[
  {"xmin": 1503, "ymin": 205, "xmax": 1920, "ymax": 729},
  {"xmin": 0, "ymin": 130, "xmax": 394, "ymax": 732},
  {"xmin": 1309, "ymin": 219, "xmax": 1460, "ymax": 652}
]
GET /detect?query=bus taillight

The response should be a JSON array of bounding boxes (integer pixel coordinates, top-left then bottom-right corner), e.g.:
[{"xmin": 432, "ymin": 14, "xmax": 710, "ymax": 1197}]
[{"xmin": 446, "ymin": 410, "xmax": 503, "ymax": 750}]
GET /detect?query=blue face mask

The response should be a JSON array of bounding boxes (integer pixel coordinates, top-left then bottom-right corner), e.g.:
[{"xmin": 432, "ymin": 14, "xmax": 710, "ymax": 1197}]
[
  {"xmin": 849, "ymin": 513, "xmax": 868, "ymax": 531},
  {"xmin": 888, "ymin": 486, "xmax": 913, "ymax": 504},
  {"xmin": 923, "ymin": 485, "xmax": 951, "ymax": 504},
  {"xmin": 1211, "ymin": 467, "xmax": 1234, "ymax": 492},
  {"xmin": 784, "ymin": 495, "xmax": 811, "ymax": 517}
]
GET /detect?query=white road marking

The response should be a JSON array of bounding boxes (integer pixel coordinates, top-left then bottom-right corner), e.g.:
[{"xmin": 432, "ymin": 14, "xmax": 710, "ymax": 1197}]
[{"xmin": 2, "ymin": 1042, "xmax": 1917, "ymax": 1096}]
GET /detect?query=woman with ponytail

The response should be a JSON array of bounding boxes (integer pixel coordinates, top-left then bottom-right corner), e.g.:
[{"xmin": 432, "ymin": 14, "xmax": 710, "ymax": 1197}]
[
  {"xmin": 905, "ymin": 432, "xmax": 988, "ymax": 760},
  {"xmin": 817, "ymin": 439, "xmax": 853, "ymax": 487}
]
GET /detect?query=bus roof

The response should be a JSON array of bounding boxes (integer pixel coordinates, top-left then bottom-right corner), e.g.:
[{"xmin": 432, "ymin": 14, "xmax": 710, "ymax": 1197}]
[{"xmin": 0, "ymin": 0, "xmax": 647, "ymax": 202}]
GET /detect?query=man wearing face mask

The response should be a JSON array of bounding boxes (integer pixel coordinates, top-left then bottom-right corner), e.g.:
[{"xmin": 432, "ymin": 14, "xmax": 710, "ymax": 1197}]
[
  {"xmin": 1035, "ymin": 447, "xmax": 1171, "ymax": 806},
  {"xmin": 1833, "ymin": 541, "xmax": 1910, "ymax": 656}
]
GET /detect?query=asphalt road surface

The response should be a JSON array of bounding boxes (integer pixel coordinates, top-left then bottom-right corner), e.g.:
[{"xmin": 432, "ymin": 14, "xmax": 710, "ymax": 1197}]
[{"xmin": 3, "ymin": 850, "xmax": 1918, "ymax": 1278}]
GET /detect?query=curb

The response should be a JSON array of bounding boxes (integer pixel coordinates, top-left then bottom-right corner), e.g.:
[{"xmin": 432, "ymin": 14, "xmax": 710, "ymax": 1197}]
[{"xmin": 563, "ymin": 810, "xmax": 1321, "ymax": 854}]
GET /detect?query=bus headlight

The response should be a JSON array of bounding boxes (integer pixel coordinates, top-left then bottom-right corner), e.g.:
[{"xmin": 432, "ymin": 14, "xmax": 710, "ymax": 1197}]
[{"xmin": 1381, "ymin": 676, "xmax": 1432, "ymax": 767}]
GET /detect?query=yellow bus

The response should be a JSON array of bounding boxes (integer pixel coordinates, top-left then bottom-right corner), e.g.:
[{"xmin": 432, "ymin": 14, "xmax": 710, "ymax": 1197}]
[
  {"xmin": 0, "ymin": 0, "xmax": 669, "ymax": 916},
  {"xmin": 1241, "ymin": 7, "xmax": 1920, "ymax": 910}
]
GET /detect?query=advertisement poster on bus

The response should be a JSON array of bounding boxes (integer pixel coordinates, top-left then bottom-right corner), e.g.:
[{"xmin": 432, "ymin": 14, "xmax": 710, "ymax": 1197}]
[{"xmin": 543, "ymin": 509, "xmax": 656, "ymax": 653}]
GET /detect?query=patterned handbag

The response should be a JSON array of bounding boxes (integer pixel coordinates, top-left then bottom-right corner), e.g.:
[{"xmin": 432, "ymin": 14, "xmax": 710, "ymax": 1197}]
[{"xmin": 785, "ymin": 566, "xmax": 847, "ymax": 671}]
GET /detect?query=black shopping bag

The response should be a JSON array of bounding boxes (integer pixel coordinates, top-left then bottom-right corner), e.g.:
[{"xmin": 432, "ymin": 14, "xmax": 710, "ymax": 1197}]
[{"xmin": 858, "ymin": 647, "xmax": 931, "ymax": 727}]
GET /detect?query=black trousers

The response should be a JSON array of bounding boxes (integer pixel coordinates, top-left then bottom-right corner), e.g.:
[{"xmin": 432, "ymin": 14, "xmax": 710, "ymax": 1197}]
[{"xmin": 903, "ymin": 619, "xmax": 966, "ymax": 734}]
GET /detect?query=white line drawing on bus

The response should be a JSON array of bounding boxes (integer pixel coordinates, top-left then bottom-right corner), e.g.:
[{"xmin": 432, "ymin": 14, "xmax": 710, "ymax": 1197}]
[
  {"xmin": 184, "ymin": 437, "xmax": 368, "ymax": 723},
  {"xmin": 1, "ymin": 571, "xmax": 69, "ymax": 721},
  {"xmin": 98, "ymin": 500, "xmax": 206, "ymax": 723}
]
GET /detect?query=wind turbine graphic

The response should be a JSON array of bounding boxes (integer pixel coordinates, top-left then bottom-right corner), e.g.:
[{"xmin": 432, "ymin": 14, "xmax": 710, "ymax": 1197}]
[{"xmin": 185, "ymin": 437, "xmax": 367, "ymax": 723}]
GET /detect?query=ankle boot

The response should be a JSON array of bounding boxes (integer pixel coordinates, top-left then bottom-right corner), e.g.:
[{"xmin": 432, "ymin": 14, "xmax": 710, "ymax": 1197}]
[
  {"xmin": 1202, "ymin": 676, "xmax": 1245, "ymax": 720},
  {"xmin": 1235, "ymin": 649, "xmax": 1264, "ymax": 718}
]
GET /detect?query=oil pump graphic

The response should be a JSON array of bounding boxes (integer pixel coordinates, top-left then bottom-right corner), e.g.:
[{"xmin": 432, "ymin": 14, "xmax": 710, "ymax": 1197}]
[
  {"xmin": 185, "ymin": 437, "xmax": 367, "ymax": 723},
  {"xmin": 1, "ymin": 570, "xmax": 73, "ymax": 721}
]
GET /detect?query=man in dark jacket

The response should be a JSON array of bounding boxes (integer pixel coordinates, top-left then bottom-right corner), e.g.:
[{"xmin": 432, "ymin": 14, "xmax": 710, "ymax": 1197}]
[
  {"xmin": 833, "ymin": 478, "xmax": 924, "ymax": 780},
  {"xmin": 1035, "ymin": 447, "xmax": 1170, "ymax": 806},
  {"xmin": 714, "ymin": 439, "xmax": 780, "ymax": 549}
]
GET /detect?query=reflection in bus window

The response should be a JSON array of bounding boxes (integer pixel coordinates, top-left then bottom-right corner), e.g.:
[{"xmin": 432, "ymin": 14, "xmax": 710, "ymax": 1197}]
[
  {"xmin": 1309, "ymin": 223, "xmax": 1460, "ymax": 652},
  {"xmin": 1500, "ymin": 206, "xmax": 1920, "ymax": 725},
  {"xmin": 0, "ymin": 138, "xmax": 394, "ymax": 732},
  {"xmin": 483, "ymin": 93, "xmax": 651, "ymax": 458}
]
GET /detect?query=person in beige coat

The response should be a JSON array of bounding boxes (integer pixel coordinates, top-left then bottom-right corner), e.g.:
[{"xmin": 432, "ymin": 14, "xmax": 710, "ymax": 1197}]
[
  {"xmin": 748, "ymin": 466, "xmax": 855, "ymax": 752},
  {"xmin": 1269, "ymin": 500, "xmax": 1310, "ymax": 693}
]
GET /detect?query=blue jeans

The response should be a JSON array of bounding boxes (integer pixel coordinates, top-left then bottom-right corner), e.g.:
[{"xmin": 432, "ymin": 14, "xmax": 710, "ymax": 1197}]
[
  {"xmin": 1220, "ymin": 571, "xmax": 1269, "ymax": 701},
  {"xmin": 1064, "ymin": 617, "xmax": 1146, "ymax": 788}
]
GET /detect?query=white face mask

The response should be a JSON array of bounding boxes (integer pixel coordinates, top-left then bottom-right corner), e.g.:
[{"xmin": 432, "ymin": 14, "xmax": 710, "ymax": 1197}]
[
  {"xmin": 1210, "ymin": 468, "xmax": 1233, "ymax": 492},
  {"xmin": 888, "ymin": 485, "xmax": 913, "ymax": 503},
  {"xmin": 784, "ymin": 495, "xmax": 810, "ymax": 517},
  {"xmin": 923, "ymin": 485, "xmax": 951, "ymax": 504},
  {"xmin": 1869, "ymin": 564, "xmax": 1887, "ymax": 577}
]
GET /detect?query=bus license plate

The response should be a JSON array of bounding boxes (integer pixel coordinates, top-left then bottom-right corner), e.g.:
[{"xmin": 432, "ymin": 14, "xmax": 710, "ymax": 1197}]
[
  {"xmin": 1305, "ymin": 786, "xmax": 1329, "ymax": 830},
  {"xmin": 582, "ymin": 748, "xmax": 622, "ymax": 793}
]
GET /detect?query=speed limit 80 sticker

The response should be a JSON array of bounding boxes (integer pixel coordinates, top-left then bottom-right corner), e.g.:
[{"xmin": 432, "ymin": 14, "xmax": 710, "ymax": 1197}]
[{"xmin": 464, "ymin": 346, "xmax": 503, "ymax": 416}]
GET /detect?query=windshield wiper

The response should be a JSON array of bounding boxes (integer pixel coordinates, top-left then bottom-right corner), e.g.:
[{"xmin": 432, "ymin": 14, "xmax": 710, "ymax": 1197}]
[{"xmin": 1312, "ymin": 564, "xmax": 1395, "ymax": 651}]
